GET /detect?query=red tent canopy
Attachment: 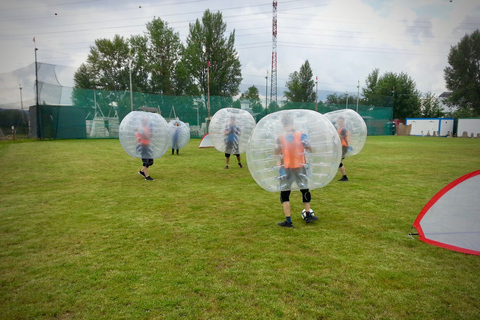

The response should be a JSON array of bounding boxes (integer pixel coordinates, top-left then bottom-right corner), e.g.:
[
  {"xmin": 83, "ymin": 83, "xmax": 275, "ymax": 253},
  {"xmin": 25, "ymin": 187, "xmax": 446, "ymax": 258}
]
[{"xmin": 413, "ymin": 170, "xmax": 480, "ymax": 255}]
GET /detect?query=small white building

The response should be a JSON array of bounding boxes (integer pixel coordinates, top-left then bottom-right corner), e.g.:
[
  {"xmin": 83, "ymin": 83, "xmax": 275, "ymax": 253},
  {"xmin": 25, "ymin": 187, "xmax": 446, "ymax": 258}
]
[
  {"xmin": 240, "ymin": 99, "xmax": 251, "ymax": 111},
  {"xmin": 406, "ymin": 118, "xmax": 455, "ymax": 137},
  {"xmin": 457, "ymin": 118, "xmax": 480, "ymax": 137}
]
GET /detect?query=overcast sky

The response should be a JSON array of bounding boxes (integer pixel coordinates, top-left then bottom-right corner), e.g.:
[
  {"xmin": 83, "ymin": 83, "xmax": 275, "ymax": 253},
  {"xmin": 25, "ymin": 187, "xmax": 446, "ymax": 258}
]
[{"xmin": 1, "ymin": 0, "xmax": 479, "ymax": 107}]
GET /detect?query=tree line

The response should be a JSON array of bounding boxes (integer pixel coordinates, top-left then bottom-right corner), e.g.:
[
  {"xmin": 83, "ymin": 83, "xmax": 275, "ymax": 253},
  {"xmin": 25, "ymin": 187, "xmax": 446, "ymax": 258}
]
[
  {"xmin": 73, "ymin": 10, "xmax": 480, "ymax": 122},
  {"xmin": 73, "ymin": 10, "xmax": 241, "ymax": 120},
  {"xmin": 280, "ymin": 29, "xmax": 480, "ymax": 121}
]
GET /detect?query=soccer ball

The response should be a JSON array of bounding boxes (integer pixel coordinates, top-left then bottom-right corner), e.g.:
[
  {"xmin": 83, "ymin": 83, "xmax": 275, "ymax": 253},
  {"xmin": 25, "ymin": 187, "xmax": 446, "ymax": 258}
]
[{"xmin": 301, "ymin": 209, "xmax": 315, "ymax": 221}]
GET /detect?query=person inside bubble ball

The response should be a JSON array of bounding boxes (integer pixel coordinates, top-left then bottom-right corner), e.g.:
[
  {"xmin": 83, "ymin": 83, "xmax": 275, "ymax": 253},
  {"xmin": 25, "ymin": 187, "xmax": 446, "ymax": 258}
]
[
  {"xmin": 224, "ymin": 116, "xmax": 243, "ymax": 169},
  {"xmin": 275, "ymin": 115, "xmax": 317, "ymax": 227},
  {"xmin": 171, "ymin": 121, "xmax": 180, "ymax": 155},
  {"xmin": 336, "ymin": 116, "xmax": 349, "ymax": 181},
  {"xmin": 136, "ymin": 117, "xmax": 154, "ymax": 181}
]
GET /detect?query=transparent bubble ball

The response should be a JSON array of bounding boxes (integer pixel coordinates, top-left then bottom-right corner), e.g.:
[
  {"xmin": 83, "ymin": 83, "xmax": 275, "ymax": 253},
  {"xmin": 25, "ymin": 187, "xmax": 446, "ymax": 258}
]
[
  {"xmin": 246, "ymin": 110, "xmax": 342, "ymax": 192},
  {"xmin": 324, "ymin": 109, "xmax": 367, "ymax": 157},
  {"xmin": 168, "ymin": 120, "xmax": 190, "ymax": 150},
  {"xmin": 119, "ymin": 111, "xmax": 170, "ymax": 159},
  {"xmin": 209, "ymin": 108, "xmax": 256, "ymax": 154}
]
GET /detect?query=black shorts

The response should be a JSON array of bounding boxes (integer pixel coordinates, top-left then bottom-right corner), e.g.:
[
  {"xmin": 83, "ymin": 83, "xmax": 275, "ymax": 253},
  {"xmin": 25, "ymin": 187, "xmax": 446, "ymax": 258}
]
[
  {"xmin": 341, "ymin": 146, "xmax": 348, "ymax": 159},
  {"xmin": 137, "ymin": 144, "xmax": 152, "ymax": 159},
  {"xmin": 225, "ymin": 153, "xmax": 240, "ymax": 158},
  {"xmin": 279, "ymin": 167, "xmax": 308, "ymax": 190},
  {"xmin": 142, "ymin": 158, "xmax": 154, "ymax": 168},
  {"xmin": 225, "ymin": 139, "xmax": 239, "ymax": 155}
]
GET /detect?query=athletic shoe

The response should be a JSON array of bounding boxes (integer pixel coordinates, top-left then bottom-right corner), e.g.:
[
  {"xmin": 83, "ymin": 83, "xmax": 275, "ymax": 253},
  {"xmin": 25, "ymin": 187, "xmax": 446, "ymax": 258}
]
[
  {"xmin": 224, "ymin": 166, "xmax": 229, "ymax": 169},
  {"xmin": 238, "ymin": 163, "xmax": 243, "ymax": 168},
  {"xmin": 339, "ymin": 176, "xmax": 349, "ymax": 181},
  {"xmin": 278, "ymin": 221, "xmax": 293, "ymax": 228},
  {"xmin": 304, "ymin": 211, "xmax": 318, "ymax": 223},
  {"xmin": 138, "ymin": 171, "xmax": 146, "ymax": 177},
  {"xmin": 145, "ymin": 176, "xmax": 154, "ymax": 181}
]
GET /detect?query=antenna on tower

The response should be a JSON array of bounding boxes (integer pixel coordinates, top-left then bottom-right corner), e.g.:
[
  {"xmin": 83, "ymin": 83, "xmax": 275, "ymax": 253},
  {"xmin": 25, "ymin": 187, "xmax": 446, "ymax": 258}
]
[{"xmin": 270, "ymin": 0, "xmax": 278, "ymax": 105}]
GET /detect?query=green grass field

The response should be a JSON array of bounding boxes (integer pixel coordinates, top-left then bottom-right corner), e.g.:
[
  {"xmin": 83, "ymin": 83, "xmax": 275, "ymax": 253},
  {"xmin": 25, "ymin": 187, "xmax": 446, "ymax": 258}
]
[{"xmin": 1, "ymin": 136, "xmax": 479, "ymax": 319}]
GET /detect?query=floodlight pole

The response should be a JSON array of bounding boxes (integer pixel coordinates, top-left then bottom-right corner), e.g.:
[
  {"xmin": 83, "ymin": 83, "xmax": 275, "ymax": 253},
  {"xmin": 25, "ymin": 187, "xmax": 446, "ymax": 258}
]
[
  {"xmin": 93, "ymin": 88, "xmax": 97, "ymax": 115},
  {"xmin": 356, "ymin": 80, "xmax": 359, "ymax": 113},
  {"xmin": 392, "ymin": 86, "xmax": 396, "ymax": 110},
  {"xmin": 129, "ymin": 52, "xmax": 133, "ymax": 111},
  {"xmin": 19, "ymin": 83, "xmax": 25, "ymax": 125},
  {"xmin": 345, "ymin": 90, "xmax": 348, "ymax": 109},
  {"xmin": 34, "ymin": 47, "xmax": 39, "ymax": 106},
  {"xmin": 207, "ymin": 60, "xmax": 210, "ymax": 119},
  {"xmin": 34, "ymin": 41, "xmax": 41, "ymax": 138},
  {"xmin": 315, "ymin": 76, "xmax": 318, "ymax": 112},
  {"xmin": 19, "ymin": 84, "xmax": 24, "ymax": 113},
  {"xmin": 265, "ymin": 71, "xmax": 268, "ymax": 115},
  {"xmin": 195, "ymin": 107, "xmax": 199, "ymax": 127}
]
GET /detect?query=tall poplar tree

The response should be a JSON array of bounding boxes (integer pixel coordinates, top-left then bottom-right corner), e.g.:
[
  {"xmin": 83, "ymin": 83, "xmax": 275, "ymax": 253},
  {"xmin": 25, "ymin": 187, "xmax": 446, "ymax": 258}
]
[
  {"xmin": 145, "ymin": 18, "xmax": 184, "ymax": 96},
  {"xmin": 444, "ymin": 29, "xmax": 480, "ymax": 116},
  {"xmin": 240, "ymin": 86, "xmax": 263, "ymax": 113},
  {"xmin": 73, "ymin": 35, "xmax": 133, "ymax": 118},
  {"xmin": 283, "ymin": 60, "xmax": 316, "ymax": 109},
  {"xmin": 182, "ymin": 10, "xmax": 242, "ymax": 113},
  {"xmin": 284, "ymin": 60, "xmax": 316, "ymax": 103},
  {"xmin": 362, "ymin": 69, "xmax": 421, "ymax": 121}
]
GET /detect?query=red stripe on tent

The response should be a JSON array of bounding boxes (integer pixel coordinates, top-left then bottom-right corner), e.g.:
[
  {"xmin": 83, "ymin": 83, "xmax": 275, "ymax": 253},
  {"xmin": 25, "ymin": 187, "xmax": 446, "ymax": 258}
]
[
  {"xmin": 422, "ymin": 238, "xmax": 480, "ymax": 256},
  {"xmin": 414, "ymin": 170, "xmax": 480, "ymax": 230},
  {"xmin": 199, "ymin": 133, "xmax": 214, "ymax": 148},
  {"xmin": 413, "ymin": 170, "xmax": 480, "ymax": 255}
]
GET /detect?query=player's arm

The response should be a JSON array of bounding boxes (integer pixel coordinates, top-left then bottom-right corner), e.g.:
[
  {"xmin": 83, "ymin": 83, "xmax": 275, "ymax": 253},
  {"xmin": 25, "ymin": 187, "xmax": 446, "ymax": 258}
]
[
  {"xmin": 275, "ymin": 138, "xmax": 282, "ymax": 155},
  {"xmin": 301, "ymin": 133, "xmax": 312, "ymax": 153},
  {"xmin": 274, "ymin": 138, "xmax": 285, "ymax": 166}
]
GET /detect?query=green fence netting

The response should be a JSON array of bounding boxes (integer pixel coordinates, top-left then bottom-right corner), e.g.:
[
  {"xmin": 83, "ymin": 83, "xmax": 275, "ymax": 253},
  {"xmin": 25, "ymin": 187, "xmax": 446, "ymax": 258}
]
[{"xmin": 22, "ymin": 87, "xmax": 392, "ymax": 139}]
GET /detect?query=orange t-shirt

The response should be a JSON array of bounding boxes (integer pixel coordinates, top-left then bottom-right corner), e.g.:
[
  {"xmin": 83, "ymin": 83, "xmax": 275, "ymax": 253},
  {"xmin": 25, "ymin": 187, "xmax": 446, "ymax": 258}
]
[
  {"xmin": 278, "ymin": 131, "xmax": 306, "ymax": 169},
  {"xmin": 136, "ymin": 127, "xmax": 150, "ymax": 145},
  {"xmin": 337, "ymin": 127, "xmax": 349, "ymax": 147}
]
